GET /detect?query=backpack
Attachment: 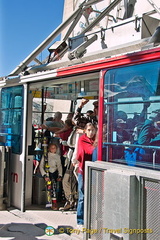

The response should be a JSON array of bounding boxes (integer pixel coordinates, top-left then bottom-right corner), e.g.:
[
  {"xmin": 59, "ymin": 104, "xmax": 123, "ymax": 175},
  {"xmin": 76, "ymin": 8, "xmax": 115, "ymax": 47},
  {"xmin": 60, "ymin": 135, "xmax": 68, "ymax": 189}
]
[{"xmin": 124, "ymin": 147, "xmax": 146, "ymax": 166}]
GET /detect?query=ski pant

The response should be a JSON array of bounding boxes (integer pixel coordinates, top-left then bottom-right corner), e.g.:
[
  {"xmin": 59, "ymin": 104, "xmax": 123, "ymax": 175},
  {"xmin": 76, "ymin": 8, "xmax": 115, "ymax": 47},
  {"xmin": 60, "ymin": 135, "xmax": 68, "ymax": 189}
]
[
  {"xmin": 49, "ymin": 171, "xmax": 58, "ymax": 200},
  {"xmin": 62, "ymin": 168, "xmax": 77, "ymax": 202}
]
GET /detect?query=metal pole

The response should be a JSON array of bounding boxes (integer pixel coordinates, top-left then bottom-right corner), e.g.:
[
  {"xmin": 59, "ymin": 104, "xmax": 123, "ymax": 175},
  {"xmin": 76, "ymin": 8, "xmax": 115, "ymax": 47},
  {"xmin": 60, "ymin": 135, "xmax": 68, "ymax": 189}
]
[
  {"xmin": 9, "ymin": 1, "xmax": 86, "ymax": 76},
  {"xmin": 63, "ymin": 8, "xmax": 84, "ymax": 41},
  {"xmin": 146, "ymin": 0, "xmax": 160, "ymax": 15},
  {"xmin": 57, "ymin": 0, "xmax": 122, "ymax": 60},
  {"xmin": 21, "ymin": 84, "xmax": 28, "ymax": 212},
  {"xmin": 0, "ymin": 146, "xmax": 6, "ymax": 210},
  {"xmin": 41, "ymin": 88, "xmax": 44, "ymax": 125}
]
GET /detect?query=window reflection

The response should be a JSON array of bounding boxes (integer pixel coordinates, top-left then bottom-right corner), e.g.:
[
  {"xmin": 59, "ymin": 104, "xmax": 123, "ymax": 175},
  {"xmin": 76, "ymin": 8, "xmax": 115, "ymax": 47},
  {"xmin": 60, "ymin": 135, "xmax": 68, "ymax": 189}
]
[
  {"xmin": 103, "ymin": 61, "xmax": 160, "ymax": 170},
  {"xmin": 0, "ymin": 86, "xmax": 23, "ymax": 154}
]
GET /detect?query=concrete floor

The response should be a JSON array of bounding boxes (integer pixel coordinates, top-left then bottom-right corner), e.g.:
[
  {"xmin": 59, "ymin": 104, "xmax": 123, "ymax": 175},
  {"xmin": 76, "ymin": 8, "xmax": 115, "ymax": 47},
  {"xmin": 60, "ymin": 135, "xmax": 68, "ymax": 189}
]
[{"xmin": 0, "ymin": 206, "xmax": 83, "ymax": 240}]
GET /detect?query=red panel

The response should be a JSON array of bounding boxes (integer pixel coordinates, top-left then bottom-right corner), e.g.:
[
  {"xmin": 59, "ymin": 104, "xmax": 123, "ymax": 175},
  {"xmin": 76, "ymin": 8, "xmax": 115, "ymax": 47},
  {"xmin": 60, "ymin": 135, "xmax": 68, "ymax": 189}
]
[
  {"xmin": 56, "ymin": 48, "xmax": 160, "ymax": 77},
  {"xmin": 97, "ymin": 70, "xmax": 105, "ymax": 161}
]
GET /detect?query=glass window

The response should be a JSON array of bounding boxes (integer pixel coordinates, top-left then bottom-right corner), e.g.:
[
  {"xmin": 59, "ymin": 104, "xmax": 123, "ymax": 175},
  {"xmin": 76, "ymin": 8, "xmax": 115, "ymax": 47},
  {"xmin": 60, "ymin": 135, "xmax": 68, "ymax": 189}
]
[
  {"xmin": 32, "ymin": 96, "xmax": 72, "ymax": 148},
  {"xmin": 0, "ymin": 86, "xmax": 24, "ymax": 154},
  {"xmin": 32, "ymin": 98, "xmax": 72, "ymax": 126},
  {"xmin": 103, "ymin": 61, "xmax": 160, "ymax": 170}
]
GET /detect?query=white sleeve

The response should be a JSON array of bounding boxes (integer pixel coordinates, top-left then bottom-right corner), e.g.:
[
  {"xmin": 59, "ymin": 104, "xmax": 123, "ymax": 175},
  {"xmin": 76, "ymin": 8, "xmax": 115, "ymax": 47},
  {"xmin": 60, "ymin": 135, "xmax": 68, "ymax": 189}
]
[{"xmin": 71, "ymin": 133, "xmax": 80, "ymax": 165}]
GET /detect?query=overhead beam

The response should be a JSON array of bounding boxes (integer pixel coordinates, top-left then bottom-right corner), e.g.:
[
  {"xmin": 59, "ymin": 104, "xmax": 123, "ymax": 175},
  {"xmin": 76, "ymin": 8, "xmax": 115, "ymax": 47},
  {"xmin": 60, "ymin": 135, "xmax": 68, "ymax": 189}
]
[
  {"xmin": 146, "ymin": 0, "xmax": 160, "ymax": 15},
  {"xmin": 10, "ymin": 0, "xmax": 122, "ymax": 76},
  {"xmin": 9, "ymin": 1, "xmax": 86, "ymax": 76}
]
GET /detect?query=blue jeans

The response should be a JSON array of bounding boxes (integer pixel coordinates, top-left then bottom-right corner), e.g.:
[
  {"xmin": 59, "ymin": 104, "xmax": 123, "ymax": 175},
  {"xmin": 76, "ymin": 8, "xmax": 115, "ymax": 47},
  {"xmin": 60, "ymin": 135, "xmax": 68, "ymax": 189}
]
[{"xmin": 77, "ymin": 173, "xmax": 84, "ymax": 225}]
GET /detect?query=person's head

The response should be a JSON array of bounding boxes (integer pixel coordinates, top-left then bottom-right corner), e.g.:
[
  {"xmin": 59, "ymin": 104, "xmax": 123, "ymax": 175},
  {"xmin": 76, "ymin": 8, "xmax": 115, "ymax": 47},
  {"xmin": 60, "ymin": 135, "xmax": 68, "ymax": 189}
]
[
  {"xmin": 76, "ymin": 115, "xmax": 89, "ymax": 129},
  {"xmin": 48, "ymin": 143, "xmax": 58, "ymax": 154},
  {"xmin": 116, "ymin": 111, "xmax": 128, "ymax": 122},
  {"xmin": 132, "ymin": 124, "xmax": 142, "ymax": 141},
  {"xmin": 150, "ymin": 109, "xmax": 160, "ymax": 129},
  {"xmin": 67, "ymin": 112, "xmax": 74, "ymax": 120},
  {"xmin": 86, "ymin": 110, "xmax": 94, "ymax": 117},
  {"xmin": 64, "ymin": 119, "xmax": 74, "ymax": 128},
  {"xmin": 132, "ymin": 126, "xmax": 139, "ymax": 141},
  {"xmin": 152, "ymin": 110, "xmax": 160, "ymax": 121},
  {"xmin": 154, "ymin": 121, "xmax": 160, "ymax": 130},
  {"xmin": 54, "ymin": 111, "xmax": 62, "ymax": 121},
  {"xmin": 93, "ymin": 101, "xmax": 98, "ymax": 116},
  {"xmin": 84, "ymin": 122, "xmax": 97, "ymax": 139}
]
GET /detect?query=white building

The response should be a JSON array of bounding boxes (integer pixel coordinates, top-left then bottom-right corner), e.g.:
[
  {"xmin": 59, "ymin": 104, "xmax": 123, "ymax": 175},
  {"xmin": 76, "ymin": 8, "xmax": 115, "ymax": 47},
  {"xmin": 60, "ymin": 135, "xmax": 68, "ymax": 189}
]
[{"xmin": 8, "ymin": 0, "xmax": 160, "ymax": 76}]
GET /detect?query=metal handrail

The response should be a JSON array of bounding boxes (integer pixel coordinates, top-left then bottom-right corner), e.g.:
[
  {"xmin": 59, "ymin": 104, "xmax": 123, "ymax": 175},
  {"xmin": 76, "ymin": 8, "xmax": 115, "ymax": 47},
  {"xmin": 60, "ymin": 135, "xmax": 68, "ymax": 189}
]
[{"xmin": 103, "ymin": 141, "xmax": 160, "ymax": 151}]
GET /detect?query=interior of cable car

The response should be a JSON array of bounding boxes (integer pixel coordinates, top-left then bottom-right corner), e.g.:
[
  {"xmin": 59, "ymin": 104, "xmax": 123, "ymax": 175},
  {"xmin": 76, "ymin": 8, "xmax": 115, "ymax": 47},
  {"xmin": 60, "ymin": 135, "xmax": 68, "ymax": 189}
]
[{"xmin": 28, "ymin": 74, "xmax": 99, "ymax": 207}]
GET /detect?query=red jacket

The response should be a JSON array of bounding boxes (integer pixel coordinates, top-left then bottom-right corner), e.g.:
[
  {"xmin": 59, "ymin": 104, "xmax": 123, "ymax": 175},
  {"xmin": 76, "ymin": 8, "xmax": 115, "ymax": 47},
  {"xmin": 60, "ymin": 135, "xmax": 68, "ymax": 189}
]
[
  {"xmin": 77, "ymin": 134, "xmax": 95, "ymax": 177},
  {"xmin": 59, "ymin": 128, "xmax": 73, "ymax": 156}
]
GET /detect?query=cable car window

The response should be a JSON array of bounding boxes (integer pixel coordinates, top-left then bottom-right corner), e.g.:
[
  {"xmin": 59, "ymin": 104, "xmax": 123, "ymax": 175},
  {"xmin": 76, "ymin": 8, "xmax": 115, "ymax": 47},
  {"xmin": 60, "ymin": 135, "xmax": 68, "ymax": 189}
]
[
  {"xmin": 103, "ymin": 61, "xmax": 160, "ymax": 170},
  {"xmin": 0, "ymin": 86, "xmax": 24, "ymax": 154}
]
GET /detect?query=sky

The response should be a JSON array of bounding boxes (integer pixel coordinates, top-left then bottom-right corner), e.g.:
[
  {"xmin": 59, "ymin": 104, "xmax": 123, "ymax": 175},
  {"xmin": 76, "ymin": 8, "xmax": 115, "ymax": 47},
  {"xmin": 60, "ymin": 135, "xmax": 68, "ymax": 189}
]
[{"xmin": 0, "ymin": 0, "xmax": 64, "ymax": 77}]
